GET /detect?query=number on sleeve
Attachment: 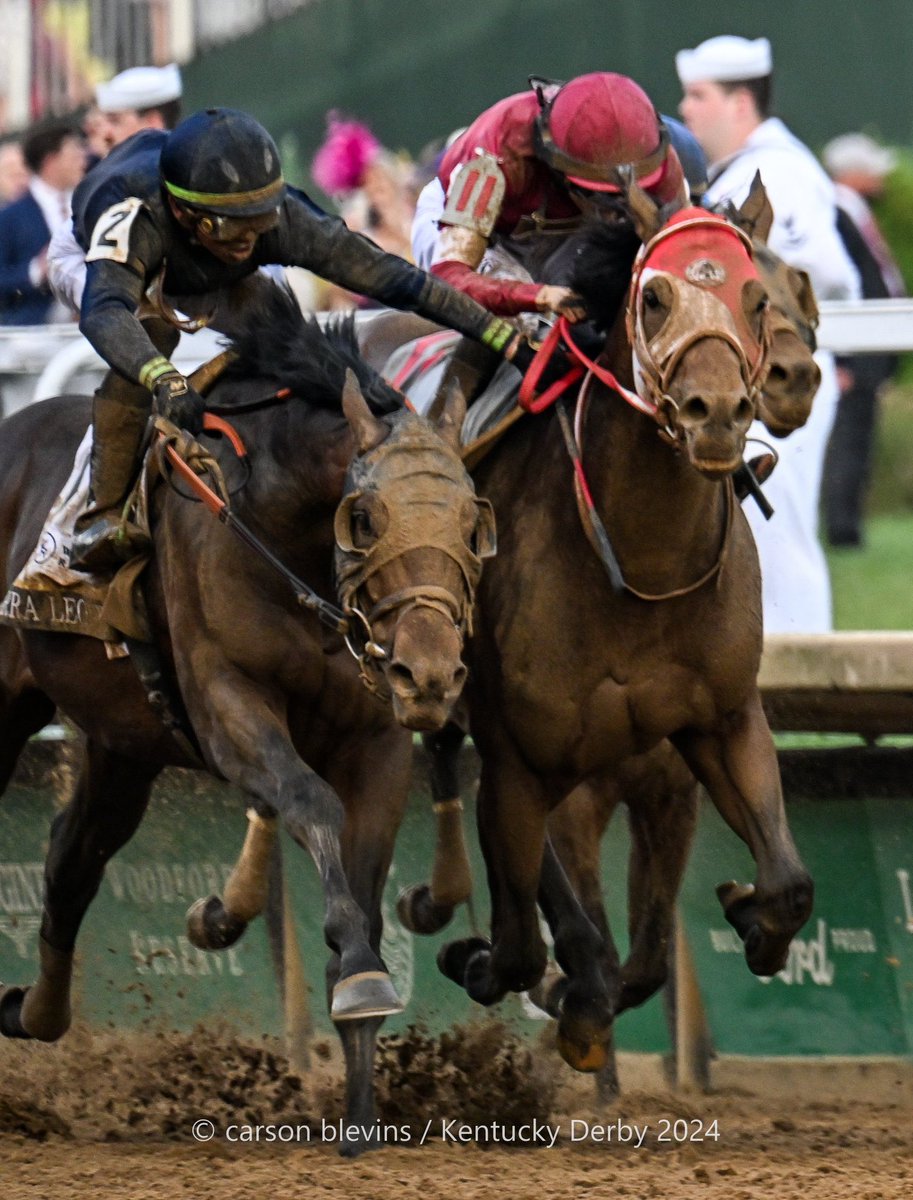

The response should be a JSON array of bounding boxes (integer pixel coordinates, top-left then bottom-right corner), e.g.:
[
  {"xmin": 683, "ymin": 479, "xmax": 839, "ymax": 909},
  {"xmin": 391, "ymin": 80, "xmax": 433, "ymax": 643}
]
[{"xmin": 86, "ymin": 197, "xmax": 145, "ymax": 264}]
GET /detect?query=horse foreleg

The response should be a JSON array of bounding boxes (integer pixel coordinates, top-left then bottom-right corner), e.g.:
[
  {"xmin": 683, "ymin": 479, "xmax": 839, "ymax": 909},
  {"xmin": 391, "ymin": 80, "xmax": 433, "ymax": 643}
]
[
  {"xmin": 439, "ymin": 746, "xmax": 548, "ymax": 1005},
  {"xmin": 672, "ymin": 691, "xmax": 814, "ymax": 976},
  {"xmin": 326, "ymin": 733, "xmax": 411, "ymax": 1157},
  {"xmin": 535, "ymin": 834, "xmax": 616, "ymax": 1074},
  {"xmin": 186, "ymin": 806, "xmax": 278, "ymax": 950},
  {"xmin": 0, "ymin": 739, "xmax": 157, "ymax": 1040},
  {"xmin": 197, "ymin": 678, "xmax": 401, "ymax": 1023},
  {"xmin": 397, "ymin": 719, "xmax": 473, "ymax": 935},
  {"xmin": 619, "ymin": 750, "xmax": 700, "ymax": 1012}
]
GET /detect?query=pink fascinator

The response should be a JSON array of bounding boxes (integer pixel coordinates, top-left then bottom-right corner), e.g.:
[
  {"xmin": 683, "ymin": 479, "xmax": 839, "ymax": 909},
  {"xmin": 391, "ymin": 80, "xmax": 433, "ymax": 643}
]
[{"xmin": 311, "ymin": 112, "xmax": 381, "ymax": 195}]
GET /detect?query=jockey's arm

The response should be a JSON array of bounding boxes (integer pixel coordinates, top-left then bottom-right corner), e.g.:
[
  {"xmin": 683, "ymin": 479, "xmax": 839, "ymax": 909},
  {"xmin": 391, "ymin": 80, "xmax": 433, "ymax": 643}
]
[
  {"xmin": 421, "ymin": 155, "xmax": 584, "ymax": 319},
  {"xmin": 79, "ymin": 206, "xmax": 173, "ymax": 390},
  {"xmin": 278, "ymin": 191, "xmax": 524, "ymax": 357}
]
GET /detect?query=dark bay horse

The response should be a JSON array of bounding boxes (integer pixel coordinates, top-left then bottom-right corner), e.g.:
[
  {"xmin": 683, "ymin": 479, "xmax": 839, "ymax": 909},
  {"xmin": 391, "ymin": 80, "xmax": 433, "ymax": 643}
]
[
  {"xmin": 0, "ymin": 289, "xmax": 492, "ymax": 1154},
  {"xmin": 394, "ymin": 183, "xmax": 815, "ymax": 1072}
]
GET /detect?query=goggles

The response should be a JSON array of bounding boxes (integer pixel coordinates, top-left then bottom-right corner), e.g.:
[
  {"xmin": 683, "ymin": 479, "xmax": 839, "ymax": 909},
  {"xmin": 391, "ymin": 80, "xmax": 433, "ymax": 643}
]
[{"xmin": 189, "ymin": 207, "xmax": 280, "ymax": 242}]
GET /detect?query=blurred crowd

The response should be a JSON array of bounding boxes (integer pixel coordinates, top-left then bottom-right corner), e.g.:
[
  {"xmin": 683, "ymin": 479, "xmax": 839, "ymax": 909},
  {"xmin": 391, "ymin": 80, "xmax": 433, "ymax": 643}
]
[{"xmin": 0, "ymin": 38, "xmax": 909, "ymax": 629}]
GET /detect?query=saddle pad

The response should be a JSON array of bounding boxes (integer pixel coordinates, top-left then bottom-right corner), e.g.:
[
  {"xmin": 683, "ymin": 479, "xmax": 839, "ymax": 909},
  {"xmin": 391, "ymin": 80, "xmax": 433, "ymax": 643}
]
[
  {"xmin": 0, "ymin": 428, "xmax": 148, "ymax": 644},
  {"xmin": 383, "ymin": 334, "xmax": 523, "ymax": 445}
]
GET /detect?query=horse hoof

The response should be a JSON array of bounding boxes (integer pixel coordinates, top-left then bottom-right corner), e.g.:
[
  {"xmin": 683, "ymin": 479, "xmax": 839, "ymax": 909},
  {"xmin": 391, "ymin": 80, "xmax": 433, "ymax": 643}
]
[
  {"xmin": 331, "ymin": 971, "xmax": 403, "ymax": 1021},
  {"xmin": 556, "ymin": 1030, "xmax": 609, "ymax": 1074},
  {"xmin": 436, "ymin": 937, "xmax": 490, "ymax": 988},
  {"xmin": 0, "ymin": 986, "xmax": 30, "ymax": 1039},
  {"xmin": 396, "ymin": 884, "xmax": 454, "ymax": 935},
  {"xmin": 186, "ymin": 895, "xmax": 247, "ymax": 951}
]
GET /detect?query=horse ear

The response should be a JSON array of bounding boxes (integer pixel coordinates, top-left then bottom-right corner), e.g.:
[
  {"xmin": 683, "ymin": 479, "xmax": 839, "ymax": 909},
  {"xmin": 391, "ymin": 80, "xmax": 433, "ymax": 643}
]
[
  {"xmin": 620, "ymin": 166, "xmax": 661, "ymax": 241},
  {"xmin": 427, "ymin": 378, "xmax": 466, "ymax": 452},
  {"xmin": 732, "ymin": 171, "xmax": 774, "ymax": 243},
  {"xmin": 342, "ymin": 367, "xmax": 388, "ymax": 453}
]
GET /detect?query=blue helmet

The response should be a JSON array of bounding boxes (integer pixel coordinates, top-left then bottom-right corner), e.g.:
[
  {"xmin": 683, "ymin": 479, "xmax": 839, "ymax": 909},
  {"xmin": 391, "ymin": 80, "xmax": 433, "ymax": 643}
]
[
  {"xmin": 661, "ymin": 115, "xmax": 708, "ymax": 196},
  {"xmin": 161, "ymin": 108, "xmax": 286, "ymax": 218}
]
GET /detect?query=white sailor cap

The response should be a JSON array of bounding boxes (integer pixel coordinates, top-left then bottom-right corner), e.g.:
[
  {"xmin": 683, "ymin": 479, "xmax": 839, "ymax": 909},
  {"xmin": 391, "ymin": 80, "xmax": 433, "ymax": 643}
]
[
  {"xmin": 676, "ymin": 36, "xmax": 772, "ymax": 86},
  {"xmin": 822, "ymin": 133, "xmax": 897, "ymax": 179},
  {"xmin": 96, "ymin": 63, "xmax": 182, "ymax": 113}
]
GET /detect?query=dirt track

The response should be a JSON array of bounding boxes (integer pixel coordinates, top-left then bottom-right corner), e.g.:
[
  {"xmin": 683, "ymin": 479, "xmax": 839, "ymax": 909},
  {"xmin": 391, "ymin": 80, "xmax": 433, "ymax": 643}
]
[{"xmin": 0, "ymin": 1023, "xmax": 910, "ymax": 1199}]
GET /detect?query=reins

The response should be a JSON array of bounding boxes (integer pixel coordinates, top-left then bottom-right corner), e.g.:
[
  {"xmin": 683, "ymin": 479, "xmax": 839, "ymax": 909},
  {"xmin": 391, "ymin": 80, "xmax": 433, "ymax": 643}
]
[{"xmin": 157, "ymin": 415, "xmax": 351, "ymax": 636}]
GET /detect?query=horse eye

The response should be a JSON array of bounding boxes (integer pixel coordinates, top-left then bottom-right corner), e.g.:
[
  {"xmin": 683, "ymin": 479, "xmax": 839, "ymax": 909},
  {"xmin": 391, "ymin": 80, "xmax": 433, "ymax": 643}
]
[
  {"xmin": 756, "ymin": 296, "xmax": 769, "ymax": 314},
  {"xmin": 352, "ymin": 508, "xmax": 373, "ymax": 543},
  {"xmin": 642, "ymin": 287, "xmax": 660, "ymax": 310}
]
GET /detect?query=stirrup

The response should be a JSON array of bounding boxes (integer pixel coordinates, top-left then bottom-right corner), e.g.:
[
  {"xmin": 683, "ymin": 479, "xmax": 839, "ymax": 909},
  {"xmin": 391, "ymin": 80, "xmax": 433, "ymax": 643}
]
[{"xmin": 69, "ymin": 515, "xmax": 151, "ymax": 573}]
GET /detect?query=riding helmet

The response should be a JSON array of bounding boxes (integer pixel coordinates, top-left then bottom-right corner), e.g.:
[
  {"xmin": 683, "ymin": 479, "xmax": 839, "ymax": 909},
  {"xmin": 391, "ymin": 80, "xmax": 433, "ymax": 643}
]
[
  {"xmin": 534, "ymin": 72, "xmax": 684, "ymax": 202},
  {"xmin": 160, "ymin": 108, "xmax": 286, "ymax": 216}
]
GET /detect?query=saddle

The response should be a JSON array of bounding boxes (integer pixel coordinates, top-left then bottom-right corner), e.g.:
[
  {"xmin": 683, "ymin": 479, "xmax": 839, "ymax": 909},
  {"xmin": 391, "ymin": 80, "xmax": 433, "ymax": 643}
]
[{"xmin": 0, "ymin": 420, "xmax": 226, "ymax": 651}]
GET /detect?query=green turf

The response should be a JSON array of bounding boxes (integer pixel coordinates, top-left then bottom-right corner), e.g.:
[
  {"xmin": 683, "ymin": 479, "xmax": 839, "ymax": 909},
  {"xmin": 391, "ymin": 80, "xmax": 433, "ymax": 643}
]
[{"xmin": 828, "ymin": 512, "xmax": 913, "ymax": 630}]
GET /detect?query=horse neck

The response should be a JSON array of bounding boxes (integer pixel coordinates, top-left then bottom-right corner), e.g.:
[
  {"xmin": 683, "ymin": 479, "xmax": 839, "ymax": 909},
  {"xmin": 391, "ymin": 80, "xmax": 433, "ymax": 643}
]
[{"xmin": 579, "ymin": 323, "xmax": 729, "ymax": 589}]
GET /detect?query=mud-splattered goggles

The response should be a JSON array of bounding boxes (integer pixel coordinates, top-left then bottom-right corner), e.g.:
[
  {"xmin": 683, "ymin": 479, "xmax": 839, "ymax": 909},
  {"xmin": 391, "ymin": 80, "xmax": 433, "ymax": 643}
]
[{"xmin": 191, "ymin": 207, "xmax": 280, "ymax": 242}]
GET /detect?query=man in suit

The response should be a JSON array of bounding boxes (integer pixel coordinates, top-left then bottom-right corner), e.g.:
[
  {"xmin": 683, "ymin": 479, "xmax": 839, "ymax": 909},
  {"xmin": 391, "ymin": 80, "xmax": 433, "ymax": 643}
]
[{"xmin": 0, "ymin": 120, "xmax": 86, "ymax": 324}]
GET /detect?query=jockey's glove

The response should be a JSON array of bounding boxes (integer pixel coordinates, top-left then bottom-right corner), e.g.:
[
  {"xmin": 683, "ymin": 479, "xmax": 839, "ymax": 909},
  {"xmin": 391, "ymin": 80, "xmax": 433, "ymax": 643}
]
[{"xmin": 151, "ymin": 371, "xmax": 206, "ymax": 436}]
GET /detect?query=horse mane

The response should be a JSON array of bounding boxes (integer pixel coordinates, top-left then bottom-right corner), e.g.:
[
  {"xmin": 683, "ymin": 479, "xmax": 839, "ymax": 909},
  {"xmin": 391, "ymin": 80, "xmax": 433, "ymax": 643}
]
[
  {"xmin": 568, "ymin": 220, "xmax": 642, "ymax": 333},
  {"xmin": 223, "ymin": 283, "xmax": 401, "ymax": 414}
]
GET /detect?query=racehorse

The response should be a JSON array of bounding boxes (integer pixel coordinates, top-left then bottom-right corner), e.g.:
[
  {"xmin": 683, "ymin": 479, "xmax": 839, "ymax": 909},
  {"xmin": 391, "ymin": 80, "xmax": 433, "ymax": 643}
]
[
  {"xmin": 389, "ymin": 179, "xmax": 815, "ymax": 1072},
  {"xmin": 0, "ymin": 289, "xmax": 493, "ymax": 1154}
]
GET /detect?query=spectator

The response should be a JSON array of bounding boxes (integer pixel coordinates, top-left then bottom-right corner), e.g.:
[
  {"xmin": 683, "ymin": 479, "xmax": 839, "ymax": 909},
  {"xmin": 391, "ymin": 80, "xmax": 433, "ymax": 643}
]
[
  {"xmin": 0, "ymin": 119, "xmax": 85, "ymax": 324},
  {"xmin": 94, "ymin": 62, "xmax": 183, "ymax": 154},
  {"xmin": 821, "ymin": 133, "xmax": 905, "ymax": 548},
  {"xmin": 676, "ymin": 35, "xmax": 860, "ymax": 633},
  {"xmin": 311, "ymin": 113, "xmax": 417, "ymax": 309},
  {"xmin": 48, "ymin": 62, "xmax": 183, "ymax": 315},
  {"xmin": 0, "ymin": 141, "xmax": 29, "ymax": 209}
]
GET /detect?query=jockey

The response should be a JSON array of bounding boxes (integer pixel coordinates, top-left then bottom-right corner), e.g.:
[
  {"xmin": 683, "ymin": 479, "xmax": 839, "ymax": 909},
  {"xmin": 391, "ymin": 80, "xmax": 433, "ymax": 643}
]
[
  {"xmin": 412, "ymin": 72, "xmax": 699, "ymax": 312},
  {"xmin": 410, "ymin": 72, "xmax": 702, "ymax": 401},
  {"xmin": 68, "ymin": 107, "xmax": 533, "ymax": 570}
]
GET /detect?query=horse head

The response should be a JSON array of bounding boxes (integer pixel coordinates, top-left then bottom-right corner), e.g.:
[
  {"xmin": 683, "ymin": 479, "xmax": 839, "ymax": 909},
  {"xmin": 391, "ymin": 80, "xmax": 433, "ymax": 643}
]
[
  {"xmin": 334, "ymin": 373, "xmax": 495, "ymax": 731},
  {"xmin": 620, "ymin": 177, "xmax": 770, "ymax": 478},
  {"xmin": 723, "ymin": 174, "xmax": 821, "ymax": 437}
]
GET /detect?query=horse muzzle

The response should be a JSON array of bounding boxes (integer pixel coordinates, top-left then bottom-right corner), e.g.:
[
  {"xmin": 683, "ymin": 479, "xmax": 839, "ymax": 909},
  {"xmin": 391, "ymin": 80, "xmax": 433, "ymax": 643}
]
[{"xmin": 384, "ymin": 605, "xmax": 468, "ymax": 731}]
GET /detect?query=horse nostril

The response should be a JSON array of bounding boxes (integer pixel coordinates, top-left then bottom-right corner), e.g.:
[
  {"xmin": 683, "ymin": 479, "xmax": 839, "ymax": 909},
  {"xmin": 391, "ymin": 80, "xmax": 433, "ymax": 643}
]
[
  {"xmin": 736, "ymin": 397, "xmax": 754, "ymax": 424},
  {"xmin": 681, "ymin": 397, "xmax": 709, "ymax": 421},
  {"xmin": 389, "ymin": 661, "xmax": 416, "ymax": 690},
  {"xmin": 768, "ymin": 362, "xmax": 788, "ymax": 384}
]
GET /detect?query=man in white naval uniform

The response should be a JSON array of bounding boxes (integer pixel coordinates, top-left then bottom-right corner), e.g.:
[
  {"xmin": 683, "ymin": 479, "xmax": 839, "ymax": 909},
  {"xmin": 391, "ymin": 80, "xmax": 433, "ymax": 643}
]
[
  {"xmin": 677, "ymin": 35, "xmax": 860, "ymax": 633},
  {"xmin": 48, "ymin": 63, "xmax": 183, "ymax": 314}
]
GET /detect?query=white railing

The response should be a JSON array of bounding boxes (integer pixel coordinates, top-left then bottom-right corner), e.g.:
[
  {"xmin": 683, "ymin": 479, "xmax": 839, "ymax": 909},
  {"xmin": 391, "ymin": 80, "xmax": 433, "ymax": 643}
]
[{"xmin": 1, "ymin": 298, "xmax": 910, "ymax": 419}]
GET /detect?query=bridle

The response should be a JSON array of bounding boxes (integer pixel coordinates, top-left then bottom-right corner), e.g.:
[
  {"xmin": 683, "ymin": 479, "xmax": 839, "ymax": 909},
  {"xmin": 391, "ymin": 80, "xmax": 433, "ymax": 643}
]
[
  {"xmin": 624, "ymin": 210, "xmax": 771, "ymax": 447},
  {"xmin": 333, "ymin": 416, "xmax": 495, "ymax": 697},
  {"xmin": 159, "ymin": 401, "xmax": 493, "ymax": 700},
  {"xmin": 518, "ymin": 207, "xmax": 772, "ymax": 600}
]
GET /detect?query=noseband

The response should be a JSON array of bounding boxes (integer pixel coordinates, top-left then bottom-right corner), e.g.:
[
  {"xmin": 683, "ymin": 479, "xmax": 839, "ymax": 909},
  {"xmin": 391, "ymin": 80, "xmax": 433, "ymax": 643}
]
[{"xmin": 334, "ymin": 416, "xmax": 494, "ymax": 696}]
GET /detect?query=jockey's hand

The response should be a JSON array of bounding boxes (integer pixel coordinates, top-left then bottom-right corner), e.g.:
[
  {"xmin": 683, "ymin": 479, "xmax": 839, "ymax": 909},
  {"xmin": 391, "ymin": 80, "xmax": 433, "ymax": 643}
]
[
  {"xmin": 152, "ymin": 371, "xmax": 206, "ymax": 436},
  {"xmin": 535, "ymin": 285, "xmax": 587, "ymax": 323}
]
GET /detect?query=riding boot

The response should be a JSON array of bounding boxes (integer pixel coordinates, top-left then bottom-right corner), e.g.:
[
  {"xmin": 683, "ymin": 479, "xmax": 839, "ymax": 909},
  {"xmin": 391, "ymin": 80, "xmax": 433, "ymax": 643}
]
[{"xmin": 68, "ymin": 376, "xmax": 152, "ymax": 572}]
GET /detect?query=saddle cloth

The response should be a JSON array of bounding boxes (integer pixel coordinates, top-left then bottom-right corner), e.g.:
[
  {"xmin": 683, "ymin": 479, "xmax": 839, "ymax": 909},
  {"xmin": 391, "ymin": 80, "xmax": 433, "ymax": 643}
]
[
  {"xmin": 0, "ymin": 428, "xmax": 150, "ymax": 647},
  {"xmin": 384, "ymin": 334, "xmax": 524, "ymax": 449}
]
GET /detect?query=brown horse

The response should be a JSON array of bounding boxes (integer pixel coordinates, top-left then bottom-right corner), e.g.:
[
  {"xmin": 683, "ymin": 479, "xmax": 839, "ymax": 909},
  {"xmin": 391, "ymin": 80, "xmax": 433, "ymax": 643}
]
[
  {"xmin": 405, "ymin": 183, "xmax": 823, "ymax": 1095},
  {"xmin": 0, "ymin": 290, "xmax": 492, "ymax": 1154},
  {"xmin": 397, "ymin": 184, "xmax": 815, "ymax": 1072}
]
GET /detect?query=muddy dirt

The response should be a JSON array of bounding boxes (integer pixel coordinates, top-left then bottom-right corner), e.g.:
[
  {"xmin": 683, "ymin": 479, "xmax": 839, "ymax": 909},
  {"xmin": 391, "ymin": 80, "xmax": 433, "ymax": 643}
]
[{"xmin": 0, "ymin": 1023, "xmax": 910, "ymax": 1198}]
